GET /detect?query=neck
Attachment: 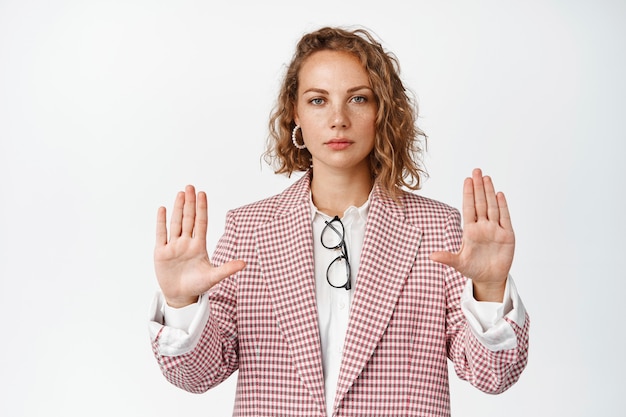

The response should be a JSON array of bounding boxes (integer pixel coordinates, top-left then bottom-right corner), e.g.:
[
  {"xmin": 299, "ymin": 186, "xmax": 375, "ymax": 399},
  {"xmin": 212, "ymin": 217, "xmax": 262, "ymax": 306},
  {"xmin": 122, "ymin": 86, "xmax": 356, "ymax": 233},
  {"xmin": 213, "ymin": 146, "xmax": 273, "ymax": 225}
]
[{"xmin": 310, "ymin": 167, "xmax": 373, "ymax": 218}]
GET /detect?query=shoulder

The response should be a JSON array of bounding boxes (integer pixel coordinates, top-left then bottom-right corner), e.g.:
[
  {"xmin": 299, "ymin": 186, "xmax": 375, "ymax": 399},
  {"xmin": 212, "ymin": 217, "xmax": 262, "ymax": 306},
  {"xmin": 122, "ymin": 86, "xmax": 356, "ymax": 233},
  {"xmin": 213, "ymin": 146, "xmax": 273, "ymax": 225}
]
[
  {"xmin": 226, "ymin": 174, "xmax": 310, "ymax": 225},
  {"xmin": 398, "ymin": 190, "xmax": 460, "ymax": 224},
  {"xmin": 227, "ymin": 193, "xmax": 282, "ymax": 224}
]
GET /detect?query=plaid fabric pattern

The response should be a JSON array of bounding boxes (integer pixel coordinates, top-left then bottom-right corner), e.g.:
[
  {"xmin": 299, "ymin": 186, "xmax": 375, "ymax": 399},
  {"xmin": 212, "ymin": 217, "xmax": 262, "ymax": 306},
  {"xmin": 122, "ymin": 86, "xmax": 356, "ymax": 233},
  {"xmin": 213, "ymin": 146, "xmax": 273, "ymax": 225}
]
[{"xmin": 152, "ymin": 172, "xmax": 530, "ymax": 416}]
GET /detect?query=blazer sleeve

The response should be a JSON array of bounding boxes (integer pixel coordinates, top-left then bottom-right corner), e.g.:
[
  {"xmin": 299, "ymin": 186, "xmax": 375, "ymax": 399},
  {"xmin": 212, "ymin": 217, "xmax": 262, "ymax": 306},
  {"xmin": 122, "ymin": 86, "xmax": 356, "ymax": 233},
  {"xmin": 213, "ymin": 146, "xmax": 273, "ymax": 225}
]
[
  {"xmin": 443, "ymin": 208, "xmax": 530, "ymax": 394},
  {"xmin": 150, "ymin": 211, "xmax": 241, "ymax": 394}
]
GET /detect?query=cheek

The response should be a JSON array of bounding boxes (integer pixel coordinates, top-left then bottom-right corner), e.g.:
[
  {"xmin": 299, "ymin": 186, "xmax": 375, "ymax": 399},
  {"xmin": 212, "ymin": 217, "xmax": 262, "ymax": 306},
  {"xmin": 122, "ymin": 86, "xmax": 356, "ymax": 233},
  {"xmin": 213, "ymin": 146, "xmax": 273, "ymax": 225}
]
[
  {"xmin": 355, "ymin": 111, "xmax": 377, "ymax": 135},
  {"xmin": 352, "ymin": 105, "xmax": 377, "ymax": 123}
]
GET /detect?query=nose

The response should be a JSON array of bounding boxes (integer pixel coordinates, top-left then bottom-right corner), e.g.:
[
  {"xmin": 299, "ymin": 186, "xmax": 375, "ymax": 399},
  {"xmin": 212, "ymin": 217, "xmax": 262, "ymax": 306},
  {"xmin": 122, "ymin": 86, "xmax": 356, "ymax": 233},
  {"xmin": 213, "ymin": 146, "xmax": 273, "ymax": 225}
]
[{"xmin": 330, "ymin": 103, "xmax": 349, "ymax": 129}]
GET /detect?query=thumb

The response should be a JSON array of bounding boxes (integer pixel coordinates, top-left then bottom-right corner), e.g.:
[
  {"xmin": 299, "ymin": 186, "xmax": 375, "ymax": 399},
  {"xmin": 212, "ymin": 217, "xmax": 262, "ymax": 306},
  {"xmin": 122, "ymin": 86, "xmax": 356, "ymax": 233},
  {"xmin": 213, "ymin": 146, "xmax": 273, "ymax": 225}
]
[
  {"xmin": 187, "ymin": 260, "xmax": 247, "ymax": 301},
  {"xmin": 210, "ymin": 260, "xmax": 247, "ymax": 285},
  {"xmin": 429, "ymin": 251, "xmax": 459, "ymax": 269}
]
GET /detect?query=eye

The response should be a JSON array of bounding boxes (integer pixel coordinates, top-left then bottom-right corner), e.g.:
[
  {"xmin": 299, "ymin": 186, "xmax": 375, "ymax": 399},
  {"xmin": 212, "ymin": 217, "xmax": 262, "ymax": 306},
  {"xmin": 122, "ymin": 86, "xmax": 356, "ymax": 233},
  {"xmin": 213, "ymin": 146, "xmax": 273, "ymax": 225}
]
[
  {"xmin": 309, "ymin": 97, "xmax": 325, "ymax": 105},
  {"xmin": 351, "ymin": 95, "xmax": 367, "ymax": 104}
]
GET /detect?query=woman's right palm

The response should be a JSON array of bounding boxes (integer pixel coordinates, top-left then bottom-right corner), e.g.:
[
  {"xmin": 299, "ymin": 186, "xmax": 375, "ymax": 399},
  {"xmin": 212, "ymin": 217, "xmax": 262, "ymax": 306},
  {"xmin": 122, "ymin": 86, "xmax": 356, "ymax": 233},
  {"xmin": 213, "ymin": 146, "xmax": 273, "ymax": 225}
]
[{"xmin": 154, "ymin": 185, "xmax": 245, "ymax": 308}]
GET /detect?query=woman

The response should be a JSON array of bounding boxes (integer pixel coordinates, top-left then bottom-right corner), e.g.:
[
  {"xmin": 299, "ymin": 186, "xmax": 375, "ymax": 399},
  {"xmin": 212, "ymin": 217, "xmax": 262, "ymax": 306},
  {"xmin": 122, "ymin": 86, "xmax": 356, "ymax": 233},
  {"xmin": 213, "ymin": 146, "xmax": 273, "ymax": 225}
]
[{"xmin": 149, "ymin": 26, "xmax": 529, "ymax": 416}]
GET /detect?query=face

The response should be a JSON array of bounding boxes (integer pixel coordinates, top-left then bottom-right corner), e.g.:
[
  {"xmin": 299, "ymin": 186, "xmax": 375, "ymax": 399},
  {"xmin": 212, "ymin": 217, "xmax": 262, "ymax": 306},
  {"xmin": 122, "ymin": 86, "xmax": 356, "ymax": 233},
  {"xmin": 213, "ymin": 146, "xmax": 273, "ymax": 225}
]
[{"xmin": 294, "ymin": 50, "xmax": 377, "ymax": 176}]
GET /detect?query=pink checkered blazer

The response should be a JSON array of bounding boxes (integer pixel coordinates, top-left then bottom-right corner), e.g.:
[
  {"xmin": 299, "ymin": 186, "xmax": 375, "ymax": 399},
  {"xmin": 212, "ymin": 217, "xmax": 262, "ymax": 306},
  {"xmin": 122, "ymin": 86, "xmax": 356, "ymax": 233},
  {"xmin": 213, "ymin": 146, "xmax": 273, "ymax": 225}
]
[{"xmin": 152, "ymin": 172, "xmax": 529, "ymax": 416}]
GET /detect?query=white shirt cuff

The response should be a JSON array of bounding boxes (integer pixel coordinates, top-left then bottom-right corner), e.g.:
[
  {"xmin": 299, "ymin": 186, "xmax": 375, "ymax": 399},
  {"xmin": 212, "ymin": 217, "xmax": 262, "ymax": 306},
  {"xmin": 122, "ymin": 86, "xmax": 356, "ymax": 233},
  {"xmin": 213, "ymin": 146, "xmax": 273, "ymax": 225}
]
[
  {"xmin": 148, "ymin": 292, "xmax": 211, "ymax": 356},
  {"xmin": 460, "ymin": 275, "xmax": 526, "ymax": 351},
  {"xmin": 163, "ymin": 299, "xmax": 201, "ymax": 331}
]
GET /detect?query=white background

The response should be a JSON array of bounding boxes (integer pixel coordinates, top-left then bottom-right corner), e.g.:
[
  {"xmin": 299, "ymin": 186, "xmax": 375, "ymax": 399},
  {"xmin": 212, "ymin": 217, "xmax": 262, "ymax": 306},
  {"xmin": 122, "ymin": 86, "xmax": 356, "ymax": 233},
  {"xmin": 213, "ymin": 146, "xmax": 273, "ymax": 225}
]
[{"xmin": 1, "ymin": 0, "xmax": 624, "ymax": 415}]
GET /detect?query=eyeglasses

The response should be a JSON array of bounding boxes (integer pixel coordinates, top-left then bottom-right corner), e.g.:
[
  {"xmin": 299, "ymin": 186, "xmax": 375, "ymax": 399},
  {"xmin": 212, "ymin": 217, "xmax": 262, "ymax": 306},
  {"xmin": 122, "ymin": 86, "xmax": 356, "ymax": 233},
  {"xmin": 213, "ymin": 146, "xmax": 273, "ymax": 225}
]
[{"xmin": 321, "ymin": 216, "xmax": 352, "ymax": 291}]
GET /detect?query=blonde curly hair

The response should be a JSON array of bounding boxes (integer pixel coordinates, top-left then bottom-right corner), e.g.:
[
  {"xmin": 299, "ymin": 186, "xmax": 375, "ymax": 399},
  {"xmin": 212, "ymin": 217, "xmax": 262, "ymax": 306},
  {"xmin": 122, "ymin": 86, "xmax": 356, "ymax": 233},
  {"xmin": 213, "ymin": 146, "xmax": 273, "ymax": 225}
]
[{"xmin": 264, "ymin": 26, "xmax": 427, "ymax": 198}]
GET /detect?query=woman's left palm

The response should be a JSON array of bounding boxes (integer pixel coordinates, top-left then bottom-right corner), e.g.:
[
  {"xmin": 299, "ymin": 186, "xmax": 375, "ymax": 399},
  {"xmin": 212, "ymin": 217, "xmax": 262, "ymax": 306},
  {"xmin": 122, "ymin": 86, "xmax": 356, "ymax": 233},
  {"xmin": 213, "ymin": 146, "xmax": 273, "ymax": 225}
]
[{"xmin": 430, "ymin": 169, "xmax": 515, "ymax": 298}]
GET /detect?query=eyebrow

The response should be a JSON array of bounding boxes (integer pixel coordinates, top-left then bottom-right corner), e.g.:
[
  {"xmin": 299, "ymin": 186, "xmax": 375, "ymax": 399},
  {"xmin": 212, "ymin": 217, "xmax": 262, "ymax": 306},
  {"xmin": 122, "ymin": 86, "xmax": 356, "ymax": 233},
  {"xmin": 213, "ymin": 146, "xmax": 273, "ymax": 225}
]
[{"xmin": 302, "ymin": 85, "xmax": 373, "ymax": 95}]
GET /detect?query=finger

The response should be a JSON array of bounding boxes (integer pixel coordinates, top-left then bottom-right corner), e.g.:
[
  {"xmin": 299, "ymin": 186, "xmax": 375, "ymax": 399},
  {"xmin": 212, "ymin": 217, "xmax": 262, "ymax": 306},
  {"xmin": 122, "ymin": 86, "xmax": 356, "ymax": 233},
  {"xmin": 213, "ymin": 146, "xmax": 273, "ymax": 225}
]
[
  {"xmin": 472, "ymin": 168, "xmax": 488, "ymax": 219},
  {"xmin": 429, "ymin": 251, "xmax": 460, "ymax": 270},
  {"xmin": 194, "ymin": 191, "xmax": 208, "ymax": 241},
  {"xmin": 215, "ymin": 260, "xmax": 247, "ymax": 279},
  {"xmin": 497, "ymin": 192, "xmax": 514, "ymax": 231},
  {"xmin": 462, "ymin": 177, "xmax": 476, "ymax": 224},
  {"xmin": 181, "ymin": 185, "xmax": 196, "ymax": 237},
  {"xmin": 156, "ymin": 206, "xmax": 168, "ymax": 246},
  {"xmin": 169, "ymin": 191, "xmax": 185, "ymax": 238},
  {"xmin": 205, "ymin": 260, "xmax": 247, "ymax": 290},
  {"xmin": 483, "ymin": 175, "xmax": 500, "ymax": 223}
]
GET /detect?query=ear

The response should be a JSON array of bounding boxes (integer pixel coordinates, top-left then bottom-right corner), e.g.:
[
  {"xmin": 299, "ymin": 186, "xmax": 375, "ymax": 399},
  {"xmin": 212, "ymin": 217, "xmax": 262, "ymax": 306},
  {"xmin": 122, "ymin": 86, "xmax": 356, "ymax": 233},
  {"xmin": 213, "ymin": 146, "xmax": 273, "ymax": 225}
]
[{"xmin": 294, "ymin": 109, "xmax": 300, "ymax": 126}]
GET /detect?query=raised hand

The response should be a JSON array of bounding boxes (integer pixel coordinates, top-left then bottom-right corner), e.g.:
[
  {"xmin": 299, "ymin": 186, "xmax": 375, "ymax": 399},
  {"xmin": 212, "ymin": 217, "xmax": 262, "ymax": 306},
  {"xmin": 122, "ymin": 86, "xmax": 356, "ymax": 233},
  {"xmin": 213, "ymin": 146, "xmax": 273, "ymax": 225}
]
[
  {"xmin": 430, "ymin": 168, "xmax": 515, "ymax": 302},
  {"xmin": 154, "ymin": 185, "xmax": 246, "ymax": 308}
]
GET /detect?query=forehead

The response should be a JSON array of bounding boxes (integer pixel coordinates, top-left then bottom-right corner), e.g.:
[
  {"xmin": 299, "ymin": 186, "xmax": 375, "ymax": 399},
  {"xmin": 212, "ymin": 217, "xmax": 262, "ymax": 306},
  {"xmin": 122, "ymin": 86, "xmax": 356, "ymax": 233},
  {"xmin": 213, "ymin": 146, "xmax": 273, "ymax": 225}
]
[{"xmin": 298, "ymin": 50, "xmax": 370, "ymax": 88}]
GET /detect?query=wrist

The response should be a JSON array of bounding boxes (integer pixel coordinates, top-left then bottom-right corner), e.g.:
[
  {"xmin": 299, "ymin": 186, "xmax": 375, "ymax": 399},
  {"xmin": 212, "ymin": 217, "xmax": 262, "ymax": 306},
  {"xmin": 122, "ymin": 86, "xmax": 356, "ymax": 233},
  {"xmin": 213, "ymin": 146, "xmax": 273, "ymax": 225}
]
[
  {"xmin": 472, "ymin": 281, "xmax": 506, "ymax": 302},
  {"xmin": 165, "ymin": 295, "xmax": 199, "ymax": 309}
]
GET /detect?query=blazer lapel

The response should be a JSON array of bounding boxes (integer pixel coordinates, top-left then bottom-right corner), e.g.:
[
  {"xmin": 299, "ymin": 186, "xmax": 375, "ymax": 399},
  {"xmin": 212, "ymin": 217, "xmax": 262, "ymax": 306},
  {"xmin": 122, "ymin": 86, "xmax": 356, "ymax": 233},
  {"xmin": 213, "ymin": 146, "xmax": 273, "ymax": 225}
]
[
  {"xmin": 254, "ymin": 173, "xmax": 326, "ymax": 414},
  {"xmin": 333, "ymin": 185, "xmax": 423, "ymax": 410}
]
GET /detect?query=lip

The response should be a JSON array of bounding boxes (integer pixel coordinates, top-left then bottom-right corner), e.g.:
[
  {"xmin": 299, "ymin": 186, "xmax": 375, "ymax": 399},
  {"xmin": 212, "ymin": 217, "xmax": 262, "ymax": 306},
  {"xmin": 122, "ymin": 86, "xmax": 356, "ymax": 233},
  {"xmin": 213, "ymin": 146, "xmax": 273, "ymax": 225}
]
[{"xmin": 325, "ymin": 138, "xmax": 353, "ymax": 150}]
